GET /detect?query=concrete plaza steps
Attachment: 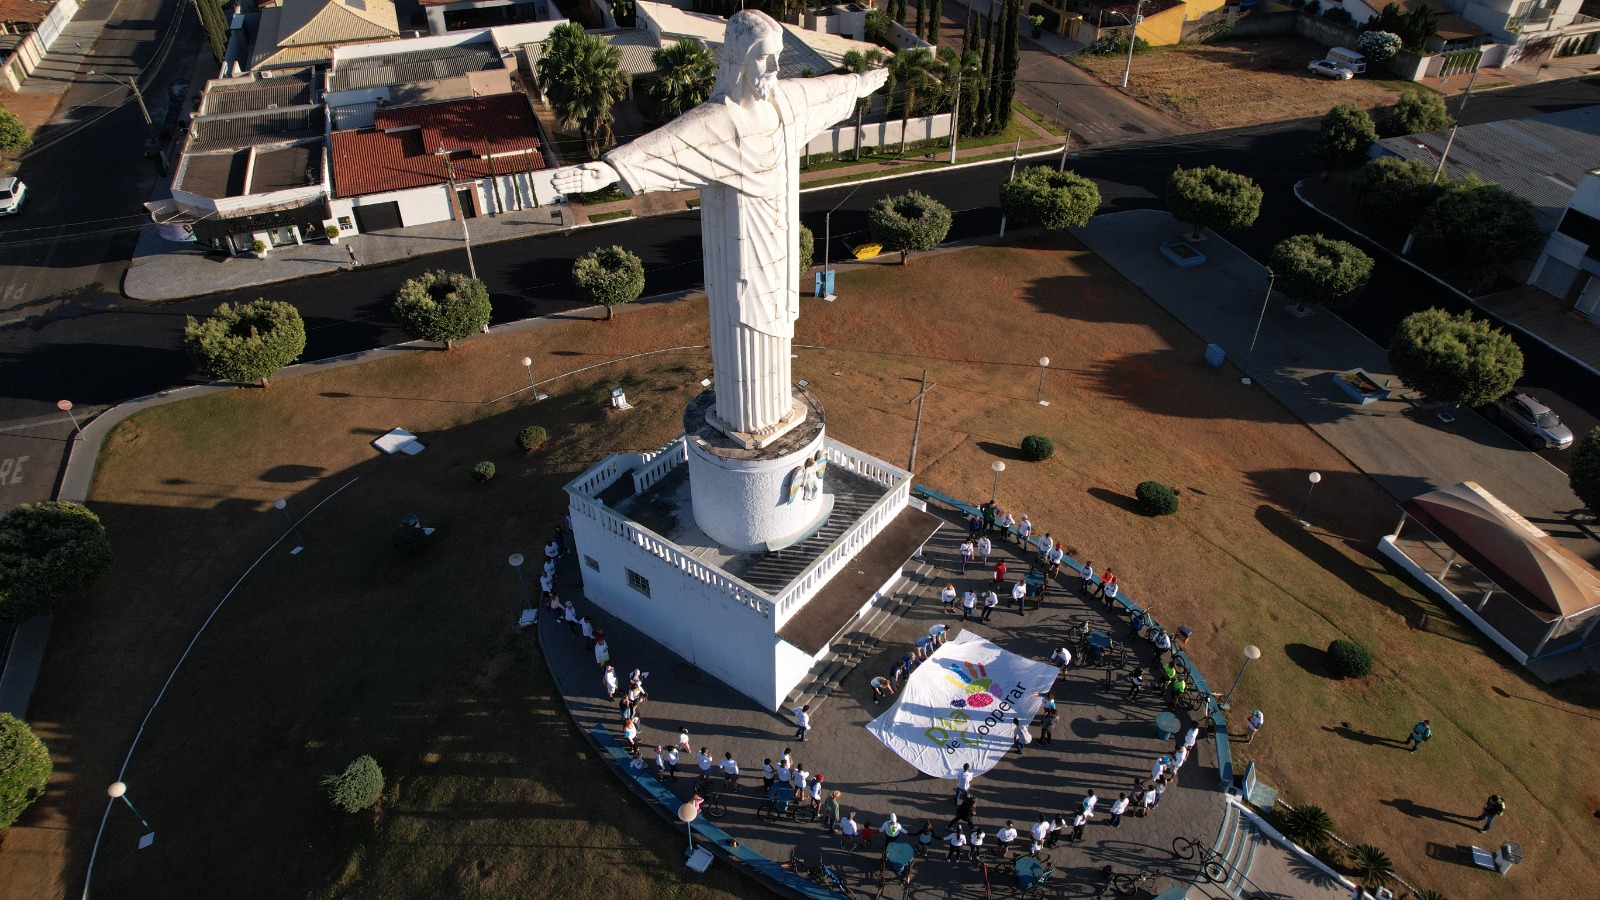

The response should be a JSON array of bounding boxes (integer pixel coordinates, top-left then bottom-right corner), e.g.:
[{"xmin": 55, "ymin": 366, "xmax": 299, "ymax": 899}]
[
  {"xmin": 738, "ymin": 488, "xmax": 879, "ymax": 595},
  {"xmin": 781, "ymin": 557, "xmax": 938, "ymax": 715}
]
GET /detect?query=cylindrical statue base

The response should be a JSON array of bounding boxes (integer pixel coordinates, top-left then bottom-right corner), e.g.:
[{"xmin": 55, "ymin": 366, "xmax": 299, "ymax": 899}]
[{"xmin": 684, "ymin": 389, "xmax": 829, "ymax": 554}]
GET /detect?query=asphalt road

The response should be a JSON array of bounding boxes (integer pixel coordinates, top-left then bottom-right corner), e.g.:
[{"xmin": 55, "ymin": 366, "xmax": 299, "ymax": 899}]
[{"xmin": 2, "ymin": 75, "xmax": 1599, "ymax": 511}]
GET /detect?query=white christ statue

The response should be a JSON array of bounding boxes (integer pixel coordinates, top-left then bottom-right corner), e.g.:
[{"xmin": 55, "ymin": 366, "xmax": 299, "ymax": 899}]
[{"xmin": 553, "ymin": 11, "xmax": 887, "ymax": 446}]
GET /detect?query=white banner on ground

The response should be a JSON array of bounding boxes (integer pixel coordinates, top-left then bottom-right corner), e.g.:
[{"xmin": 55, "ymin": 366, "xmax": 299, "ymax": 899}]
[{"xmin": 865, "ymin": 631, "xmax": 1058, "ymax": 779}]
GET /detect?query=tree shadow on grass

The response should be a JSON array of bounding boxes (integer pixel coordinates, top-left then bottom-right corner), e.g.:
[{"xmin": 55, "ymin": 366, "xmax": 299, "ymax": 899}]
[
  {"xmin": 1285, "ymin": 642, "xmax": 1334, "ymax": 679},
  {"xmin": 1087, "ymin": 487, "xmax": 1144, "ymax": 517},
  {"xmin": 976, "ymin": 440, "xmax": 1025, "ymax": 462},
  {"xmin": 1252, "ymin": 500, "xmax": 1436, "ymax": 627}
]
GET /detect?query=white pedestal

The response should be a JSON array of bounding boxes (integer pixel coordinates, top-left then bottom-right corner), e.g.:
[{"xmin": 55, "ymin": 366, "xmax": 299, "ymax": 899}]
[{"xmin": 687, "ymin": 424, "xmax": 828, "ymax": 553}]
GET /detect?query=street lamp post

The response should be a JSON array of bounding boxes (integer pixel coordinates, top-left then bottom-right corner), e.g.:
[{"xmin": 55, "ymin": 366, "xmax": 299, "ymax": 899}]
[
  {"xmin": 108, "ymin": 782, "xmax": 156, "ymax": 848},
  {"xmin": 1222, "ymin": 644, "xmax": 1262, "ymax": 707},
  {"xmin": 677, "ymin": 801, "xmax": 699, "ymax": 855},
  {"xmin": 1241, "ymin": 270, "xmax": 1275, "ymax": 384},
  {"xmin": 1036, "ymin": 356, "xmax": 1051, "ymax": 405},
  {"xmin": 520, "ymin": 357, "xmax": 548, "ymax": 400},
  {"xmin": 273, "ymin": 499, "xmax": 306, "ymax": 553},
  {"xmin": 508, "ymin": 553, "xmax": 531, "ymax": 610},
  {"xmin": 1297, "ymin": 472, "xmax": 1323, "ymax": 527},
  {"xmin": 1120, "ymin": 0, "xmax": 1147, "ymax": 89},
  {"xmin": 436, "ymin": 147, "xmax": 479, "ymax": 280},
  {"xmin": 990, "ymin": 460, "xmax": 1005, "ymax": 503},
  {"xmin": 57, "ymin": 400, "xmax": 83, "ymax": 439},
  {"xmin": 88, "ymin": 70, "xmax": 152, "ymax": 128}
]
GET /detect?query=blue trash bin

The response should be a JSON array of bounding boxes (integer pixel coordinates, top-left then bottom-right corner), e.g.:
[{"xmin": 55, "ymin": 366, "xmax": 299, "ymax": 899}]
[{"xmin": 1204, "ymin": 344, "xmax": 1225, "ymax": 369}]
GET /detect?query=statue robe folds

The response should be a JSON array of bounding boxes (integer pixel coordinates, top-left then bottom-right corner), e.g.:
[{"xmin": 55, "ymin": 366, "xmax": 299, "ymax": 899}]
[{"xmin": 604, "ymin": 73, "xmax": 872, "ymax": 440}]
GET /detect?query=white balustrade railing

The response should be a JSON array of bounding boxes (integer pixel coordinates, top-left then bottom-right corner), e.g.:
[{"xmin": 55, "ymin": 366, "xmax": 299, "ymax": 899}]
[
  {"xmin": 823, "ymin": 439, "xmax": 907, "ymax": 490},
  {"xmin": 773, "ymin": 473, "xmax": 913, "ymax": 628},
  {"xmin": 633, "ymin": 436, "xmax": 688, "ymax": 494},
  {"xmin": 568, "ymin": 453, "xmax": 629, "ymax": 500}
]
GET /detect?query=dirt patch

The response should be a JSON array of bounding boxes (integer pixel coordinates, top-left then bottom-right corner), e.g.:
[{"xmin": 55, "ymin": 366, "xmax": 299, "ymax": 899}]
[{"xmin": 1071, "ymin": 36, "xmax": 1411, "ymax": 130}]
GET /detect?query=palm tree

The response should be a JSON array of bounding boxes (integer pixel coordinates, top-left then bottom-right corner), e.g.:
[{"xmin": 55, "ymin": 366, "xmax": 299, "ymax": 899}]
[
  {"xmin": 1279, "ymin": 804, "xmax": 1334, "ymax": 853},
  {"xmin": 535, "ymin": 24, "xmax": 631, "ymax": 159},
  {"xmin": 1350, "ymin": 844, "xmax": 1395, "ymax": 891},
  {"xmin": 936, "ymin": 46, "xmax": 980, "ymax": 137},
  {"xmin": 889, "ymin": 48, "xmax": 941, "ymax": 155},
  {"xmin": 841, "ymin": 48, "xmax": 888, "ymax": 161},
  {"xmin": 646, "ymin": 39, "xmax": 718, "ymax": 123}
]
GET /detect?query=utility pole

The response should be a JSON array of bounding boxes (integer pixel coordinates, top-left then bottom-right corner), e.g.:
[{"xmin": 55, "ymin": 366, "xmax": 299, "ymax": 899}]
[
  {"xmin": 998, "ymin": 137, "xmax": 1021, "ymax": 238},
  {"xmin": 1120, "ymin": 0, "xmax": 1146, "ymax": 89},
  {"xmin": 1058, "ymin": 130, "xmax": 1073, "ymax": 172},
  {"xmin": 948, "ymin": 67, "xmax": 962, "ymax": 165},
  {"xmin": 907, "ymin": 369, "xmax": 936, "ymax": 472},
  {"xmin": 1403, "ymin": 65, "xmax": 1479, "ymax": 255},
  {"xmin": 437, "ymin": 148, "xmax": 479, "ymax": 281}
]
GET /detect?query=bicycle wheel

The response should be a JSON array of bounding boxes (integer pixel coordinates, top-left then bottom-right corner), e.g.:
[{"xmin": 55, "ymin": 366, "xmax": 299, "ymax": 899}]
[
  {"xmin": 1172, "ymin": 836, "xmax": 1198, "ymax": 859},
  {"xmin": 758, "ymin": 801, "xmax": 778, "ymax": 824},
  {"xmin": 1110, "ymin": 873, "xmax": 1136, "ymax": 896},
  {"xmin": 795, "ymin": 803, "xmax": 817, "ymax": 823},
  {"xmin": 706, "ymin": 795, "xmax": 727, "ymax": 819},
  {"xmin": 1202, "ymin": 858, "xmax": 1228, "ymax": 883}
]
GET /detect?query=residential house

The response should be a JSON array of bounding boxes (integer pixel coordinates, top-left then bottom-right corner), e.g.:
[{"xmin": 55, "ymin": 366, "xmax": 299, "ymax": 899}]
[
  {"xmin": 327, "ymin": 92, "xmax": 547, "ymax": 233},
  {"xmin": 1528, "ymin": 170, "xmax": 1600, "ymax": 322},
  {"xmin": 418, "ymin": 0, "xmax": 557, "ymax": 36},
  {"xmin": 1335, "ymin": 0, "xmax": 1599, "ymax": 64},
  {"xmin": 0, "ymin": 0, "xmax": 78, "ymax": 92},
  {"xmin": 152, "ymin": 69, "xmax": 330, "ymax": 254},
  {"xmin": 249, "ymin": 0, "xmax": 400, "ymax": 72}
]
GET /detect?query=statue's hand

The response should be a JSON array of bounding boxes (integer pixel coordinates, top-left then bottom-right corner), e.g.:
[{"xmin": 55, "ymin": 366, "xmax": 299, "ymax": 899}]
[
  {"xmin": 861, "ymin": 68, "xmax": 890, "ymax": 95},
  {"xmin": 552, "ymin": 162, "xmax": 620, "ymax": 197}
]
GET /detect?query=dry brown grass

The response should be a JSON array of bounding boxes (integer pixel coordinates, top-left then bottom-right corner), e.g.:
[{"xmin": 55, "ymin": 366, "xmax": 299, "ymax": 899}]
[
  {"xmin": 5, "ymin": 237, "xmax": 1595, "ymax": 900},
  {"xmin": 1071, "ymin": 36, "xmax": 1413, "ymax": 130}
]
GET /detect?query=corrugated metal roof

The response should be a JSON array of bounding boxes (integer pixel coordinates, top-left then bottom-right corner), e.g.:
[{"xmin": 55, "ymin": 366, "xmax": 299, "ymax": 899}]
[
  {"xmin": 202, "ymin": 70, "xmax": 316, "ymax": 115},
  {"xmin": 1374, "ymin": 105, "xmax": 1600, "ymax": 235},
  {"xmin": 189, "ymin": 105, "xmax": 327, "ymax": 152},
  {"xmin": 329, "ymin": 44, "xmax": 501, "ymax": 92},
  {"xmin": 333, "ymin": 100, "xmax": 379, "ymax": 130}
]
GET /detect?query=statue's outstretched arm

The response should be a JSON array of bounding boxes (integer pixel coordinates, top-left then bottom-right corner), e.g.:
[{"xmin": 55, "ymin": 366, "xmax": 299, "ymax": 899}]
[{"xmin": 551, "ymin": 161, "xmax": 622, "ymax": 198}]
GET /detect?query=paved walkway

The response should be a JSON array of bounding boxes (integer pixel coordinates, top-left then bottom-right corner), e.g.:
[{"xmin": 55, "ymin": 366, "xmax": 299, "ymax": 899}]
[
  {"xmin": 1414, "ymin": 50, "xmax": 1600, "ymax": 97},
  {"xmin": 544, "ymin": 512, "xmax": 1227, "ymax": 898}
]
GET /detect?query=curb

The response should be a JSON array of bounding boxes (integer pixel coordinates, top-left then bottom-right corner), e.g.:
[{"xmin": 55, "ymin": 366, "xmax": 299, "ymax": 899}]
[{"xmin": 1293, "ymin": 177, "xmax": 1600, "ymax": 382}]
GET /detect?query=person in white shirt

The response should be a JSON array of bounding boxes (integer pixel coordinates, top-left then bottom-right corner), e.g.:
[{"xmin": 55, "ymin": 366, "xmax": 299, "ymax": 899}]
[
  {"xmin": 882, "ymin": 814, "xmax": 904, "ymax": 842},
  {"xmin": 602, "ymin": 665, "xmax": 618, "ymax": 700},
  {"xmin": 1152, "ymin": 756, "xmax": 1169, "ymax": 782},
  {"xmin": 1247, "ymin": 709, "xmax": 1265, "ymax": 742},
  {"xmin": 1156, "ymin": 630, "xmax": 1173, "ymax": 652},
  {"xmin": 807, "ymin": 773, "xmax": 824, "ymax": 813},
  {"xmin": 1012, "ymin": 717, "xmax": 1031, "ymax": 754},
  {"xmin": 762, "ymin": 759, "xmax": 777, "ymax": 791},
  {"xmin": 794, "ymin": 765, "xmax": 811, "ymax": 797},
  {"xmin": 840, "ymin": 812, "xmax": 862, "ymax": 850},
  {"xmin": 653, "ymin": 746, "xmax": 667, "ymax": 776},
  {"xmin": 1013, "ymin": 578, "xmax": 1029, "ymax": 614},
  {"xmin": 998, "ymin": 512, "xmax": 1015, "ymax": 541},
  {"xmin": 1046, "ymin": 815, "xmax": 1066, "ymax": 848},
  {"xmin": 1036, "ymin": 532, "xmax": 1054, "ymax": 561},
  {"xmin": 962, "ymin": 590, "xmax": 978, "ymax": 621},
  {"xmin": 1079, "ymin": 560, "xmax": 1097, "ymax": 595},
  {"xmin": 982, "ymin": 589, "xmax": 999, "ymax": 621},
  {"xmin": 676, "ymin": 727, "xmax": 692, "ymax": 752},
  {"xmin": 996, "ymin": 821, "xmax": 1019, "ymax": 858},
  {"xmin": 1174, "ymin": 746, "xmax": 1190, "ymax": 770},
  {"xmin": 779, "ymin": 747, "xmax": 793, "ymax": 769},
  {"xmin": 563, "ymin": 602, "xmax": 579, "ymax": 635},
  {"xmin": 794, "ymin": 704, "xmax": 812, "ymax": 742},
  {"xmin": 1017, "ymin": 514, "xmax": 1032, "ymax": 547},
  {"xmin": 1182, "ymin": 725, "xmax": 1200, "ymax": 752},
  {"xmin": 959, "ymin": 540, "xmax": 975, "ymax": 572},
  {"xmin": 665, "ymin": 747, "xmax": 680, "ymax": 777},
  {"xmin": 944, "ymin": 827, "xmax": 968, "ymax": 861},
  {"xmin": 1051, "ymin": 647, "xmax": 1073, "ymax": 671},
  {"xmin": 1109, "ymin": 793, "xmax": 1130, "ymax": 827},
  {"xmin": 976, "ymin": 535, "xmax": 992, "ymax": 563},
  {"xmin": 1070, "ymin": 810, "xmax": 1088, "ymax": 843},
  {"xmin": 954, "ymin": 763, "xmax": 974, "ymax": 805},
  {"xmin": 720, "ymin": 752, "xmax": 740, "ymax": 790},
  {"xmin": 776, "ymin": 761, "xmax": 792, "ymax": 786},
  {"xmin": 941, "ymin": 583, "xmax": 958, "ymax": 613},
  {"xmin": 1030, "ymin": 815, "xmax": 1051, "ymax": 853},
  {"xmin": 969, "ymin": 828, "xmax": 986, "ymax": 860},
  {"xmin": 698, "ymin": 748, "xmax": 714, "ymax": 778},
  {"xmin": 1082, "ymin": 790, "xmax": 1099, "ymax": 817}
]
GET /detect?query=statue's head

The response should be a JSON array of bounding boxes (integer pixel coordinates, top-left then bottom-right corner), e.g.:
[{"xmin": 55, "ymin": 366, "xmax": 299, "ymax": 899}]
[{"xmin": 713, "ymin": 10, "xmax": 783, "ymax": 103}]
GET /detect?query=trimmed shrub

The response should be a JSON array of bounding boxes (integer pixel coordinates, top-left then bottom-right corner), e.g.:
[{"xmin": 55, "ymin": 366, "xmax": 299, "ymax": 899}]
[
  {"xmin": 0, "ymin": 713, "xmax": 51, "ymax": 828},
  {"xmin": 1020, "ymin": 435, "xmax": 1054, "ymax": 461},
  {"xmin": 324, "ymin": 755, "xmax": 384, "ymax": 813},
  {"xmin": 798, "ymin": 224, "xmax": 815, "ymax": 278},
  {"xmin": 867, "ymin": 191, "xmax": 953, "ymax": 265},
  {"xmin": 1327, "ymin": 639, "xmax": 1374, "ymax": 678},
  {"xmin": 517, "ymin": 426, "xmax": 549, "ymax": 452},
  {"xmin": 1136, "ymin": 481, "xmax": 1179, "ymax": 516},
  {"xmin": 392, "ymin": 269, "xmax": 492, "ymax": 348},
  {"xmin": 1571, "ymin": 426, "xmax": 1600, "ymax": 513},
  {"xmin": 472, "ymin": 461, "xmax": 496, "ymax": 483},
  {"xmin": 572, "ymin": 245, "xmax": 646, "ymax": 320},
  {"xmin": 392, "ymin": 523, "xmax": 428, "ymax": 554},
  {"xmin": 0, "ymin": 501, "xmax": 114, "ymax": 621},
  {"xmin": 183, "ymin": 299, "xmax": 306, "ymax": 387},
  {"xmin": 1279, "ymin": 803, "xmax": 1334, "ymax": 852}
]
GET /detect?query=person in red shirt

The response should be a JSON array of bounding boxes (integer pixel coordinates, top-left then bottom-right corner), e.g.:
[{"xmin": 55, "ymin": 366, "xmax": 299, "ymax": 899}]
[{"xmin": 993, "ymin": 559, "xmax": 1007, "ymax": 583}]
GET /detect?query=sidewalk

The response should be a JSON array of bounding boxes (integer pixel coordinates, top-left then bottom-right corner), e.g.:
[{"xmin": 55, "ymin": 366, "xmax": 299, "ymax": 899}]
[
  {"xmin": 122, "ymin": 122, "xmax": 1062, "ymax": 302},
  {"xmin": 1071, "ymin": 210, "xmax": 1600, "ymax": 576},
  {"xmin": 0, "ymin": 0, "xmax": 119, "ymax": 137},
  {"xmin": 1414, "ymin": 50, "xmax": 1600, "ymax": 97}
]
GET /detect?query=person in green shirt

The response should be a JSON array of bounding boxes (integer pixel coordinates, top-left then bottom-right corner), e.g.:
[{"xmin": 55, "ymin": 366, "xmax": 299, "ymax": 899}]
[{"xmin": 1404, "ymin": 719, "xmax": 1432, "ymax": 753}]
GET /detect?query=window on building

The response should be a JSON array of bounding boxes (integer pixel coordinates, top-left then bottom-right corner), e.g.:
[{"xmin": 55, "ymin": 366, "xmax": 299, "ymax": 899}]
[
  {"xmin": 627, "ymin": 569, "xmax": 650, "ymax": 597},
  {"xmin": 585, "ymin": 555, "xmax": 600, "ymax": 572}
]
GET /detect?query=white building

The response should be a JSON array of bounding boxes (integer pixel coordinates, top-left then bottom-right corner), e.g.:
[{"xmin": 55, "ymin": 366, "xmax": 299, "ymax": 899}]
[{"xmin": 1528, "ymin": 169, "xmax": 1600, "ymax": 322}]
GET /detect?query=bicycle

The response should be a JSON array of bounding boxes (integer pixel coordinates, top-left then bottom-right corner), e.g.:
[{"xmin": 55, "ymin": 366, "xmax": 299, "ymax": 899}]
[
  {"xmin": 1108, "ymin": 866, "xmax": 1162, "ymax": 896},
  {"xmin": 1172, "ymin": 835, "xmax": 1229, "ymax": 883},
  {"xmin": 692, "ymin": 777, "xmax": 727, "ymax": 819},
  {"xmin": 758, "ymin": 785, "xmax": 816, "ymax": 824},
  {"xmin": 784, "ymin": 846, "xmax": 823, "ymax": 879}
]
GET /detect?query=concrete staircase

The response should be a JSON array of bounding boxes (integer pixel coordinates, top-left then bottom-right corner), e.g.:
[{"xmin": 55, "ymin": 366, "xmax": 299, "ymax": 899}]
[
  {"xmin": 1207, "ymin": 800, "xmax": 1269, "ymax": 898},
  {"xmin": 781, "ymin": 557, "xmax": 939, "ymax": 715},
  {"xmin": 738, "ymin": 484, "xmax": 881, "ymax": 595}
]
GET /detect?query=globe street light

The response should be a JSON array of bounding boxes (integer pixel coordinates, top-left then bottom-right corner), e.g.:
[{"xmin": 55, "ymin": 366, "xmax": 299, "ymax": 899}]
[
  {"xmin": 677, "ymin": 800, "xmax": 699, "ymax": 855},
  {"xmin": 508, "ymin": 553, "xmax": 531, "ymax": 610},
  {"xmin": 108, "ymin": 781, "xmax": 155, "ymax": 848},
  {"xmin": 274, "ymin": 498, "xmax": 305, "ymax": 553},
  {"xmin": 1036, "ymin": 357, "xmax": 1051, "ymax": 406},
  {"xmin": 520, "ymin": 357, "xmax": 549, "ymax": 400},
  {"xmin": 57, "ymin": 400, "xmax": 83, "ymax": 439},
  {"xmin": 1297, "ymin": 472, "xmax": 1323, "ymax": 528},
  {"xmin": 990, "ymin": 460, "xmax": 1006, "ymax": 503},
  {"xmin": 1222, "ymin": 644, "xmax": 1261, "ymax": 707}
]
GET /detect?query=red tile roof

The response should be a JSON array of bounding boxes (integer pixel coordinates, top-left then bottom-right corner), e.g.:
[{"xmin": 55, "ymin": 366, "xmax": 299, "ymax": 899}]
[
  {"xmin": 0, "ymin": 0, "xmax": 51, "ymax": 25},
  {"xmin": 330, "ymin": 93, "xmax": 544, "ymax": 198}
]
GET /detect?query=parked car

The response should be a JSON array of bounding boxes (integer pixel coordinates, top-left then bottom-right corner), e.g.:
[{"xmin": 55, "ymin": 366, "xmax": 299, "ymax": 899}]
[
  {"xmin": 1325, "ymin": 46, "xmax": 1368, "ymax": 74},
  {"xmin": 1307, "ymin": 59, "xmax": 1354, "ymax": 80},
  {"xmin": 1482, "ymin": 392, "xmax": 1574, "ymax": 450},
  {"xmin": 0, "ymin": 177, "xmax": 25, "ymax": 215}
]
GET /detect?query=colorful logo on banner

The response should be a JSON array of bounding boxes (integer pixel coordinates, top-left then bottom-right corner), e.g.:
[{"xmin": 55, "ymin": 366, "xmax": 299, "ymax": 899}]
[{"xmin": 922, "ymin": 659, "xmax": 1029, "ymax": 755}]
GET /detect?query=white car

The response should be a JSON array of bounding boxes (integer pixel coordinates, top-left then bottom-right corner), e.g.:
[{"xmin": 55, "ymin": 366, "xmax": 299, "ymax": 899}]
[
  {"xmin": 0, "ymin": 177, "xmax": 25, "ymax": 215},
  {"xmin": 1307, "ymin": 59, "xmax": 1354, "ymax": 80}
]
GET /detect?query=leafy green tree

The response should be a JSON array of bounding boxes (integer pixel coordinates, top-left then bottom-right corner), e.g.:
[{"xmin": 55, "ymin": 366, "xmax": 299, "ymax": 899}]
[
  {"xmin": 0, "ymin": 714, "xmax": 51, "ymax": 828},
  {"xmin": 1389, "ymin": 308, "xmax": 1523, "ymax": 407},
  {"xmin": 937, "ymin": 46, "xmax": 982, "ymax": 136},
  {"xmin": 0, "ymin": 107, "xmax": 30, "ymax": 154},
  {"xmin": 1269, "ymin": 234, "xmax": 1374, "ymax": 310},
  {"xmin": 1000, "ymin": 166, "xmax": 1101, "ymax": 231},
  {"xmin": 1313, "ymin": 103, "xmax": 1378, "ymax": 164},
  {"xmin": 643, "ymin": 39, "xmax": 717, "ymax": 123},
  {"xmin": 1166, "ymin": 166, "xmax": 1263, "ymax": 239},
  {"xmin": 1414, "ymin": 181, "xmax": 1540, "ymax": 279},
  {"xmin": 0, "ymin": 501, "xmax": 113, "ymax": 621},
  {"xmin": 890, "ymin": 48, "xmax": 943, "ymax": 154},
  {"xmin": 1364, "ymin": 3, "xmax": 1436, "ymax": 53},
  {"xmin": 797, "ymin": 224, "xmax": 814, "ymax": 278},
  {"xmin": 324, "ymin": 755, "xmax": 384, "ymax": 813},
  {"xmin": 868, "ymin": 191, "xmax": 953, "ymax": 265},
  {"xmin": 393, "ymin": 270, "xmax": 491, "ymax": 349},
  {"xmin": 1570, "ymin": 427, "xmax": 1600, "ymax": 513},
  {"xmin": 184, "ymin": 299, "xmax": 306, "ymax": 386},
  {"xmin": 191, "ymin": 0, "xmax": 228, "ymax": 63},
  {"xmin": 841, "ymin": 48, "xmax": 889, "ymax": 160},
  {"xmin": 1377, "ymin": 88, "xmax": 1453, "ymax": 137},
  {"xmin": 1350, "ymin": 156, "xmax": 1446, "ymax": 228},
  {"xmin": 572, "ymin": 245, "xmax": 645, "ymax": 319},
  {"xmin": 1357, "ymin": 30, "xmax": 1402, "ymax": 61},
  {"xmin": 536, "ymin": 23, "xmax": 631, "ymax": 158},
  {"xmin": 865, "ymin": 7, "xmax": 890, "ymax": 41}
]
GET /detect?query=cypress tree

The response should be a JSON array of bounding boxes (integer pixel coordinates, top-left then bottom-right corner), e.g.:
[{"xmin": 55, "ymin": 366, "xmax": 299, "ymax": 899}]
[
  {"xmin": 915, "ymin": 0, "xmax": 925, "ymax": 39},
  {"xmin": 929, "ymin": 0, "xmax": 941, "ymax": 43},
  {"xmin": 192, "ymin": 0, "xmax": 227, "ymax": 63},
  {"xmin": 994, "ymin": 0, "xmax": 1019, "ymax": 131}
]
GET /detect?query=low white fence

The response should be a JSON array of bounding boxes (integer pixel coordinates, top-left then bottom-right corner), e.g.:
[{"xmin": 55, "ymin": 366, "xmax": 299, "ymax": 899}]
[{"xmin": 805, "ymin": 112, "xmax": 952, "ymax": 157}]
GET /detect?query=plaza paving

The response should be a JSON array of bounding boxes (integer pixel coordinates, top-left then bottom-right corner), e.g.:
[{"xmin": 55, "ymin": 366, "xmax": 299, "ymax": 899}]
[{"xmin": 542, "ymin": 507, "xmax": 1234, "ymax": 897}]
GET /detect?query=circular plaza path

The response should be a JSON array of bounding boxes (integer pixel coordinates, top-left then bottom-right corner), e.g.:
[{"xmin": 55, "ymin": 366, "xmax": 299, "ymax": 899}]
[{"xmin": 542, "ymin": 507, "xmax": 1228, "ymax": 898}]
